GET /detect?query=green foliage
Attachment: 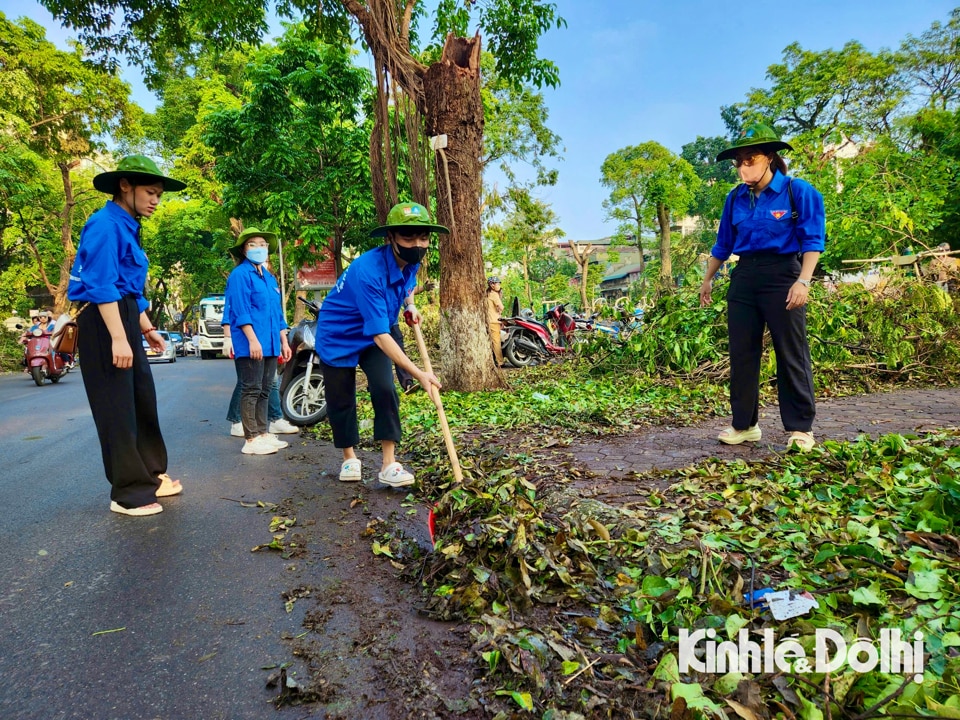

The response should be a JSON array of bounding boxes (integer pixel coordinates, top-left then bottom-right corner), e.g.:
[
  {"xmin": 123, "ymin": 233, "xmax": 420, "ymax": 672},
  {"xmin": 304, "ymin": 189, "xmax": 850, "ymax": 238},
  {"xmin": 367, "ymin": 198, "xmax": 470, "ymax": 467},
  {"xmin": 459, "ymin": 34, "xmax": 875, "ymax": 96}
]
[{"xmin": 202, "ymin": 26, "xmax": 377, "ymax": 270}]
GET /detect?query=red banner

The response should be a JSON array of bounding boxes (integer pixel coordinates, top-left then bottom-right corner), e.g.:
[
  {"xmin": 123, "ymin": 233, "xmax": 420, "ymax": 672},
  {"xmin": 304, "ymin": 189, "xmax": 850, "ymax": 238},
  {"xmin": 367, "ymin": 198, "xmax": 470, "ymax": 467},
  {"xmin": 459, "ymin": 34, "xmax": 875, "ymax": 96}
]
[{"xmin": 296, "ymin": 238, "xmax": 337, "ymax": 290}]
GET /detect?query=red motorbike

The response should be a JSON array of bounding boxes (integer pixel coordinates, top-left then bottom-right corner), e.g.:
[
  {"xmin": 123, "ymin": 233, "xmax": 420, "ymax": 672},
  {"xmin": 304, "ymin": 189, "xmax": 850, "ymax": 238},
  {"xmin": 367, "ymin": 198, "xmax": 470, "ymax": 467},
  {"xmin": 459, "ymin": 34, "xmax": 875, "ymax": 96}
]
[
  {"xmin": 21, "ymin": 328, "xmax": 71, "ymax": 386},
  {"xmin": 544, "ymin": 303, "xmax": 577, "ymax": 347},
  {"xmin": 501, "ymin": 310, "xmax": 567, "ymax": 367}
]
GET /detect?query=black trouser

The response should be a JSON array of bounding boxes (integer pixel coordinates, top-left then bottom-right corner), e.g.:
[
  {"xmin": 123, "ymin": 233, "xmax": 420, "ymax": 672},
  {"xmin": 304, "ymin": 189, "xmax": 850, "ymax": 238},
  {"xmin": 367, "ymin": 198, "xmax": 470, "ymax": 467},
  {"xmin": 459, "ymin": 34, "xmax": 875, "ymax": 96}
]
[
  {"xmin": 235, "ymin": 356, "xmax": 278, "ymax": 440},
  {"xmin": 321, "ymin": 343, "xmax": 401, "ymax": 449},
  {"xmin": 77, "ymin": 297, "xmax": 166, "ymax": 508},
  {"xmin": 727, "ymin": 253, "xmax": 815, "ymax": 432},
  {"xmin": 390, "ymin": 323, "xmax": 413, "ymax": 388}
]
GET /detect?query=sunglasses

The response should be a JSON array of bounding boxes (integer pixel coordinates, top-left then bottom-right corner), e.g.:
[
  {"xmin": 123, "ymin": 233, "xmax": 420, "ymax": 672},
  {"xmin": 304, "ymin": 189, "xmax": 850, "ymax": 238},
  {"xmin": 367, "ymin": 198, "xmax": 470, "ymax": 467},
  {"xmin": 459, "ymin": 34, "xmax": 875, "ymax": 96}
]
[
  {"xmin": 394, "ymin": 228, "xmax": 430, "ymax": 239},
  {"xmin": 731, "ymin": 152, "xmax": 767, "ymax": 168}
]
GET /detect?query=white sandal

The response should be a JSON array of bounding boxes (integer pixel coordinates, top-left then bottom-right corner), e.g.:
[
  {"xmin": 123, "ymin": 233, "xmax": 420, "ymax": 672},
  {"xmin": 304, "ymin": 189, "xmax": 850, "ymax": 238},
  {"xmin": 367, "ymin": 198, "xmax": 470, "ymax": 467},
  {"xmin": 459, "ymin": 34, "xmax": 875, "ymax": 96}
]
[
  {"xmin": 339, "ymin": 459, "xmax": 362, "ymax": 482},
  {"xmin": 377, "ymin": 462, "xmax": 415, "ymax": 488}
]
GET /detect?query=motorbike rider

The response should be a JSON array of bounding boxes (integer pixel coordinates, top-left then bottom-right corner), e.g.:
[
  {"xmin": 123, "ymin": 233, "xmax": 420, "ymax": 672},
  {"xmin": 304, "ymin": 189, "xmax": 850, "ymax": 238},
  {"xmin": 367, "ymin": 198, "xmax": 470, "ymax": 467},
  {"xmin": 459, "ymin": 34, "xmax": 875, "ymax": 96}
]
[
  {"xmin": 20, "ymin": 311, "xmax": 55, "ymax": 342},
  {"xmin": 486, "ymin": 276, "xmax": 504, "ymax": 366},
  {"xmin": 316, "ymin": 201, "xmax": 444, "ymax": 487}
]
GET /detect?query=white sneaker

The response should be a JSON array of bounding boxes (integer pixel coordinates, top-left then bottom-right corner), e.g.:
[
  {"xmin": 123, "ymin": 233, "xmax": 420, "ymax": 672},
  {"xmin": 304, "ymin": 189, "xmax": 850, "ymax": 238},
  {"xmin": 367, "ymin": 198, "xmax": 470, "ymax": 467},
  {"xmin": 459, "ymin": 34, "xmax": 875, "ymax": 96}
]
[
  {"xmin": 241, "ymin": 436, "xmax": 278, "ymax": 455},
  {"xmin": 269, "ymin": 418, "xmax": 299, "ymax": 434},
  {"xmin": 230, "ymin": 422, "xmax": 244, "ymax": 437},
  {"xmin": 261, "ymin": 433, "xmax": 289, "ymax": 449}
]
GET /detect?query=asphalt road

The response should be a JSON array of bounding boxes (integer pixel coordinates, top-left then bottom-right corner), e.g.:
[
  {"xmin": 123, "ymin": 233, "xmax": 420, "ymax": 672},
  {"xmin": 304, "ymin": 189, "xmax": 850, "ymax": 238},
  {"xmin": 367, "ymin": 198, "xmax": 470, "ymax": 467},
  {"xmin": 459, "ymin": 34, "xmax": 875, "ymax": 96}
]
[{"xmin": 0, "ymin": 355, "xmax": 311, "ymax": 720}]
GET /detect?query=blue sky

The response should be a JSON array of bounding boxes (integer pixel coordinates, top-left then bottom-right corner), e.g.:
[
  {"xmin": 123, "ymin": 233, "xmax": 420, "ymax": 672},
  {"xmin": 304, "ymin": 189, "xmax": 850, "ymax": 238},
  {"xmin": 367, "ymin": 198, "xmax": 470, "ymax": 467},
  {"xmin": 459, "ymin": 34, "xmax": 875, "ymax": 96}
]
[{"xmin": 3, "ymin": 0, "xmax": 958, "ymax": 240}]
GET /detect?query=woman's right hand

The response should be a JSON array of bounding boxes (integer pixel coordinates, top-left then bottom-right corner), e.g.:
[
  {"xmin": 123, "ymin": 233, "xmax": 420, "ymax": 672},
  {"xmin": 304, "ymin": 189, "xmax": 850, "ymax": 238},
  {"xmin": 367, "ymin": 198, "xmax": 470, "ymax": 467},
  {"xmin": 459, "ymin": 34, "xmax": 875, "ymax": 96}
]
[
  {"xmin": 112, "ymin": 337, "xmax": 134, "ymax": 368},
  {"xmin": 699, "ymin": 280, "xmax": 713, "ymax": 308},
  {"xmin": 248, "ymin": 338, "xmax": 263, "ymax": 360}
]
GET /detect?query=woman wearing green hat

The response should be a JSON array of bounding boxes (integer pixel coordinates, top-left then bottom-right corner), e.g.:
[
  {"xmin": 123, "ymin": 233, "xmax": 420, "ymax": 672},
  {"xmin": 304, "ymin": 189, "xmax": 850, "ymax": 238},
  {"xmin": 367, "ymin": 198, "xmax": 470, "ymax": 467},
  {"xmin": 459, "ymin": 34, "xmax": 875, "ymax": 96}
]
[
  {"xmin": 67, "ymin": 155, "xmax": 187, "ymax": 516},
  {"xmin": 222, "ymin": 228, "xmax": 292, "ymax": 455},
  {"xmin": 316, "ymin": 201, "xmax": 444, "ymax": 487},
  {"xmin": 699, "ymin": 124, "xmax": 825, "ymax": 452}
]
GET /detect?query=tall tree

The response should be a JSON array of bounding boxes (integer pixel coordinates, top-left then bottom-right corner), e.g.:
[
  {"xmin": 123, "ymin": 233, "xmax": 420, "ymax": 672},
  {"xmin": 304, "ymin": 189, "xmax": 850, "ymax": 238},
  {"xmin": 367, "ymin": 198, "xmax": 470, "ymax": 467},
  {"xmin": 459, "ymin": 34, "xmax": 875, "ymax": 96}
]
[
  {"xmin": 900, "ymin": 8, "xmax": 960, "ymax": 111},
  {"xmin": 0, "ymin": 15, "xmax": 139, "ymax": 310},
  {"xmin": 601, "ymin": 142, "xmax": 700, "ymax": 289},
  {"xmin": 39, "ymin": 0, "xmax": 565, "ymax": 392},
  {"xmin": 202, "ymin": 27, "xmax": 377, "ymax": 278}
]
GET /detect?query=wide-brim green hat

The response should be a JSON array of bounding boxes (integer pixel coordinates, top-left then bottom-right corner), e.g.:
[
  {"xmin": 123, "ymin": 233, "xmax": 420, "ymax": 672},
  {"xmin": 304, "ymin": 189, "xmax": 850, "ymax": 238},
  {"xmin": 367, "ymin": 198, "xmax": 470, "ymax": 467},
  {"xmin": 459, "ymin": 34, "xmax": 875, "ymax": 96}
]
[
  {"xmin": 370, "ymin": 202, "xmax": 450, "ymax": 238},
  {"xmin": 93, "ymin": 155, "xmax": 187, "ymax": 194},
  {"xmin": 716, "ymin": 123, "xmax": 794, "ymax": 162},
  {"xmin": 228, "ymin": 227, "xmax": 279, "ymax": 258}
]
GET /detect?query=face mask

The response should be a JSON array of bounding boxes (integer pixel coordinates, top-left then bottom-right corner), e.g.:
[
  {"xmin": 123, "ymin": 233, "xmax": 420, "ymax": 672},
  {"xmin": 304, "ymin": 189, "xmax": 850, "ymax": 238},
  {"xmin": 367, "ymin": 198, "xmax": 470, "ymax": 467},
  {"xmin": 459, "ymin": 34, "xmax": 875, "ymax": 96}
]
[
  {"xmin": 246, "ymin": 246, "xmax": 269, "ymax": 264},
  {"xmin": 393, "ymin": 242, "xmax": 428, "ymax": 265}
]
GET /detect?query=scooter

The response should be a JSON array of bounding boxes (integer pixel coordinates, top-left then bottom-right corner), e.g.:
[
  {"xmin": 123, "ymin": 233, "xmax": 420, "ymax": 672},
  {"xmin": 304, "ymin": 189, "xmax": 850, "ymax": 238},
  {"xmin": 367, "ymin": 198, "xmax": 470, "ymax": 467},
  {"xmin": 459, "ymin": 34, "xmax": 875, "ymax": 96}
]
[
  {"xmin": 279, "ymin": 297, "xmax": 327, "ymax": 426},
  {"xmin": 544, "ymin": 303, "xmax": 577, "ymax": 347},
  {"xmin": 20, "ymin": 327, "xmax": 70, "ymax": 386},
  {"xmin": 500, "ymin": 311, "xmax": 567, "ymax": 367}
]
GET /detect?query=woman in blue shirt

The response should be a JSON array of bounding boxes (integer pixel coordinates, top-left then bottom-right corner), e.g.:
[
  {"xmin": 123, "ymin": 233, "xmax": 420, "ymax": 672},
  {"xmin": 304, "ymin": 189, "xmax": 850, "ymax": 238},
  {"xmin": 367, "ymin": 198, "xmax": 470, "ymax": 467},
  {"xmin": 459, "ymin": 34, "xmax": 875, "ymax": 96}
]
[
  {"xmin": 67, "ymin": 155, "xmax": 186, "ymax": 516},
  {"xmin": 699, "ymin": 124, "xmax": 825, "ymax": 452},
  {"xmin": 222, "ymin": 228, "xmax": 292, "ymax": 455},
  {"xmin": 317, "ymin": 202, "xmax": 443, "ymax": 487}
]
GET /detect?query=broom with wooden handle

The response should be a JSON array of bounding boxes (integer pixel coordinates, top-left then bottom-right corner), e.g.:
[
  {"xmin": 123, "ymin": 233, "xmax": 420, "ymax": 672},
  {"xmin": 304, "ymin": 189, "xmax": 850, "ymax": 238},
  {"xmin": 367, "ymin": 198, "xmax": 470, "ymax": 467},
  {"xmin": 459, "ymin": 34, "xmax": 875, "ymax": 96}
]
[{"xmin": 411, "ymin": 322, "xmax": 463, "ymax": 484}]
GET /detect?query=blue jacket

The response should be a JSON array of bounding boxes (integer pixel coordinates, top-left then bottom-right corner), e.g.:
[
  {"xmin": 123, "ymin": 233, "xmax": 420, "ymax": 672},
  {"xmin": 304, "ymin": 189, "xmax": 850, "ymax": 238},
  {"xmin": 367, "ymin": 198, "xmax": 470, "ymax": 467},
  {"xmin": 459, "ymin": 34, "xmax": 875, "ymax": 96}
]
[
  {"xmin": 712, "ymin": 170, "xmax": 826, "ymax": 261},
  {"xmin": 317, "ymin": 245, "xmax": 419, "ymax": 367},
  {"xmin": 223, "ymin": 260, "xmax": 287, "ymax": 358},
  {"xmin": 68, "ymin": 201, "xmax": 151, "ymax": 313}
]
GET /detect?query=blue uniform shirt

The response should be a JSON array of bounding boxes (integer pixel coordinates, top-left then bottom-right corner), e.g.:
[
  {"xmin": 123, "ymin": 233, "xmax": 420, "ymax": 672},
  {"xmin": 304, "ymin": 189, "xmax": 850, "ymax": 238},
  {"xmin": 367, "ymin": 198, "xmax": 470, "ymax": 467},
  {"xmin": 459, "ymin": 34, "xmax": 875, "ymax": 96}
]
[
  {"xmin": 68, "ymin": 201, "xmax": 151, "ymax": 313},
  {"xmin": 711, "ymin": 170, "xmax": 826, "ymax": 261},
  {"xmin": 223, "ymin": 260, "xmax": 287, "ymax": 358},
  {"xmin": 317, "ymin": 245, "xmax": 419, "ymax": 367}
]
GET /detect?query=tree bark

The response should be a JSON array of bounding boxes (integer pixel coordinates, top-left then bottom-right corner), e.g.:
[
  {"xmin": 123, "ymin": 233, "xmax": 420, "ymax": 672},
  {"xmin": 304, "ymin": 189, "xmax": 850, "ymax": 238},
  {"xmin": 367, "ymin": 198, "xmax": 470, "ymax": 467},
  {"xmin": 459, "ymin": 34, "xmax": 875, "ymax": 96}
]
[
  {"xmin": 634, "ymin": 197, "xmax": 646, "ymax": 274},
  {"xmin": 569, "ymin": 241, "xmax": 593, "ymax": 311},
  {"xmin": 54, "ymin": 160, "xmax": 80, "ymax": 312},
  {"xmin": 656, "ymin": 202, "xmax": 673, "ymax": 289},
  {"xmin": 424, "ymin": 35, "xmax": 505, "ymax": 390}
]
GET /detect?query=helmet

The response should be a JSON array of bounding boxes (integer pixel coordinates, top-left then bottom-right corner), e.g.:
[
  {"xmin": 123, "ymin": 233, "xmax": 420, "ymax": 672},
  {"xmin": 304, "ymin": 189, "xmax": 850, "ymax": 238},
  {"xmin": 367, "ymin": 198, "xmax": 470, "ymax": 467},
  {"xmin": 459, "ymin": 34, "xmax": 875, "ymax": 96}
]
[
  {"xmin": 716, "ymin": 123, "xmax": 793, "ymax": 162},
  {"xmin": 487, "ymin": 276, "xmax": 500, "ymax": 284}
]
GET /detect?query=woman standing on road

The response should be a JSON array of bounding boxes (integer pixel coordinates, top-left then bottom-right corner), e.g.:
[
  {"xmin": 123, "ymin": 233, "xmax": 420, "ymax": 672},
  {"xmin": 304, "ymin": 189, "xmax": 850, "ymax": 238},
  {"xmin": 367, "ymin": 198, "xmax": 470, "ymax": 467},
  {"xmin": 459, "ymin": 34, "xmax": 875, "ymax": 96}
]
[
  {"xmin": 222, "ymin": 228, "xmax": 292, "ymax": 455},
  {"xmin": 316, "ymin": 201, "xmax": 443, "ymax": 487},
  {"xmin": 67, "ymin": 155, "xmax": 186, "ymax": 516},
  {"xmin": 699, "ymin": 124, "xmax": 825, "ymax": 452}
]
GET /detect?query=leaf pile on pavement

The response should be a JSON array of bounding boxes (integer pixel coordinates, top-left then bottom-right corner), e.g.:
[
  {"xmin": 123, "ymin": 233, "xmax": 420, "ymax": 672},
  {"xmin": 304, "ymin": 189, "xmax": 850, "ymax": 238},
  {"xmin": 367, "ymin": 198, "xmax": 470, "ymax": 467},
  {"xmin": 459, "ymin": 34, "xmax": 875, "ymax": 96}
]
[{"xmin": 402, "ymin": 430, "xmax": 960, "ymax": 717}]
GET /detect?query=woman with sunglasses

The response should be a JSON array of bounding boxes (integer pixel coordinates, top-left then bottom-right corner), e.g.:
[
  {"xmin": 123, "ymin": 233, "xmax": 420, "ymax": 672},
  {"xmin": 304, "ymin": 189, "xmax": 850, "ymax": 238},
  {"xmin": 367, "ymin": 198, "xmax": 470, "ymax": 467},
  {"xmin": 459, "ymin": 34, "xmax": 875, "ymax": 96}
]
[
  {"xmin": 316, "ymin": 201, "xmax": 444, "ymax": 487},
  {"xmin": 699, "ymin": 124, "xmax": 825, "ymax": 452}
]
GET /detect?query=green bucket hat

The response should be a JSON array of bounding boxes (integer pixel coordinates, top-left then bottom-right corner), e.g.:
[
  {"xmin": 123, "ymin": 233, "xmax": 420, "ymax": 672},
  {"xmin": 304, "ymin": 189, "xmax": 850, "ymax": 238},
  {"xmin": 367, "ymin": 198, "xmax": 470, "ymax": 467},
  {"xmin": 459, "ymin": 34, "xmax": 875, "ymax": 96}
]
[
  {"xmin": 369, "ymin": 202, "xmax": 450, "ymax": 238},
  {"xmin": 716, "ymin": 123, "xmax": 794, "ymax": 162},
  {"xmin": 228, "ymin": 227, "xmax": 279, "ymax": 259},
  {"xmin": 93, "ymin": 155, "xmax": 187, "ymax": 194}
]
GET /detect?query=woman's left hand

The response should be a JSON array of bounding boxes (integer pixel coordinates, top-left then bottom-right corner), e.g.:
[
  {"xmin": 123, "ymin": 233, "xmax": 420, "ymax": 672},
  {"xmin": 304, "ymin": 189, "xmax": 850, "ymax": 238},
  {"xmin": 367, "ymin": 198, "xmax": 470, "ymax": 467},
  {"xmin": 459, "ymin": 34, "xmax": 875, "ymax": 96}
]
[
  {"xmin": 786, "ymin": 281, "xmax": 810, "ymax": 311},
  {"xmin": 280, "ymin": 339, "xmax": 292, "ymax": 363},
  {"xmin": 145, "ymin": 329, "xmax": 166, "ymax": 353}
]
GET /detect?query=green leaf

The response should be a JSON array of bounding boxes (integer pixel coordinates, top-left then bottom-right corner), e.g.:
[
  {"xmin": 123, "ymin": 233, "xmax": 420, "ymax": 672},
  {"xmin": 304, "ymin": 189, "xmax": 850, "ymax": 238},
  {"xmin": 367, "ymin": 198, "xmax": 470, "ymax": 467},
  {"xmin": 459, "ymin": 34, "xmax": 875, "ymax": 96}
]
[
  {"xmin": 561, "ymin": 660, "xmax": 580, "ymax": 675},
  {"xmin": 850, "ymin": 581, "xmax": 887, "ymax": 606},
  {"xmin": 652, "ymin": 652, "xmax": 680, "ymax": 684}
]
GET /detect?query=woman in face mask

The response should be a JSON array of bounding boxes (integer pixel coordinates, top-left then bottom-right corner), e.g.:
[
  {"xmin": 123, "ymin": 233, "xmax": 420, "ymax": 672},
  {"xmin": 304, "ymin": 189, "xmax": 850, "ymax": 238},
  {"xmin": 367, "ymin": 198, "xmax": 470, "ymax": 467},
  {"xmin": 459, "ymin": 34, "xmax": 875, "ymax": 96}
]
[
  {"xmin": 223, "ymin": 228, "xmax": 292, "ymax": 455},
  {"xmin": 316, "ymin": 201, "xmax": 444, "ymax": 488},
  {"xmin": 699, "ymin": 124, "xmax": 826, "ymax": 452}
]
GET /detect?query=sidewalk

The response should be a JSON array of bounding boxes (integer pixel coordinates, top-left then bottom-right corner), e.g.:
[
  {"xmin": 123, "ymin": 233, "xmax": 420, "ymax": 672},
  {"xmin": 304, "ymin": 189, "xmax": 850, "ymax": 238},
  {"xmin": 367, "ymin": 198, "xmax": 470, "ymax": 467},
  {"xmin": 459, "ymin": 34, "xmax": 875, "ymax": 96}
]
[{"xmin": 566, "ymin": 387, "xmax": 960, "ymax": 478}]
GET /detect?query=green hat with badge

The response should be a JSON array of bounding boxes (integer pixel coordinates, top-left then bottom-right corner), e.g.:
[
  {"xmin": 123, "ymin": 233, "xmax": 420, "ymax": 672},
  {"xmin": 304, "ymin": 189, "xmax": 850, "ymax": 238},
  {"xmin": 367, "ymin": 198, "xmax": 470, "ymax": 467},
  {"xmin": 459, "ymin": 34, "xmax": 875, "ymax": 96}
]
[
  {"xmin": 228, "ymin": 227, "xmax": 279, "ymax": 258},
  {"xmin": 369, "ymin": 202, "xmax": 450, "ymax": 238},
  {"xmin": 716, "ymin": 123, "xmax": 794, "ymax": 162},
  {"xmin": 93, "ymin": 155, "xmax": 187, "ymax": 194}
]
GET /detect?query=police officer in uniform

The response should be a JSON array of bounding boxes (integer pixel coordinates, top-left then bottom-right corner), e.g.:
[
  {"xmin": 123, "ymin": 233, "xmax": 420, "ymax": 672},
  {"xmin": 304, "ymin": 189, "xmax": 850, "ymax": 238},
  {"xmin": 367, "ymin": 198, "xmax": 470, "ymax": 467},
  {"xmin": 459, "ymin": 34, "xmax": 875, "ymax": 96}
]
[{"xmin": 699, "ymin": 124, "xmax": 825, "ymax": 452}]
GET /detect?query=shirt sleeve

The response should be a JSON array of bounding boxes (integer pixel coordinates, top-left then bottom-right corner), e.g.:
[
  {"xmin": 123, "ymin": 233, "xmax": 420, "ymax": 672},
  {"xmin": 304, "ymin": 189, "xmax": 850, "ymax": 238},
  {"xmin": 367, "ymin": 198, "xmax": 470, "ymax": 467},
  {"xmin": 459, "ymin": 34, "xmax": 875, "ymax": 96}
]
[
  {"xmin": 225, "ymin": 269, "xmax": 255, "ymax": 329},
  {"xmin": 356, "ymin": 273, "xmax": 391, "ymax": 337},
  {"xmin": 793, "ymin": 180, "xmax": 826, "ymax": 253},
  {"xmin": 711, "ymin": 188, "xmax": 738, "ymax": 262},
  {"xmin": 76, "ymin": 220, "xmax": 124, "ymax": 304}
]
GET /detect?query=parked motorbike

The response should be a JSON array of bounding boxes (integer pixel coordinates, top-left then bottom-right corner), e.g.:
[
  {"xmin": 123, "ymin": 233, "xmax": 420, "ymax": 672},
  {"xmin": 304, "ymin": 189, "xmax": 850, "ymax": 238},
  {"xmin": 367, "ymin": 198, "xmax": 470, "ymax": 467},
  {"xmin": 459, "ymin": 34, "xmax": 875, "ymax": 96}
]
[
  {"xmin": 20, "ymin": 327, "xmax": 71, "ymax": 386},
  {"xmin": 544, "ymin": 303, "xmax": 577, "ymax": 347},
  {"xmin": 500, "ymin": 311, "xmax": 567, "ymax": 367},
  {"xmin": 279, "ymin": 297, "xmax": 327, "ymax": 426}
]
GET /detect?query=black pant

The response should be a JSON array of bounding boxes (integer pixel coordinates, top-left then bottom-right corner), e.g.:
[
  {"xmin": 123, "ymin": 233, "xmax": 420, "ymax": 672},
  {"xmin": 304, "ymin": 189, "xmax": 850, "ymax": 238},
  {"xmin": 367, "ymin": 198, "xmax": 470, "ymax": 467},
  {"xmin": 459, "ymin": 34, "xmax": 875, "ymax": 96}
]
[
  {"xmin": 321, "ymin": 344, "xmax": 401, "ymax": 449},
  {"xmin": 235, "ymin": 356, "xmax": 278, "ymax": 439},
  {"xmin": 727, "ymin": 253, "xmax": 815, "ymax": 432},
  {"xmin": 390, "ymin": 323, "xmax": 413, "ymax": 388},
  {"xmin": 77, "ymin": 297, "xmax": 166, "ymax": 508}
]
